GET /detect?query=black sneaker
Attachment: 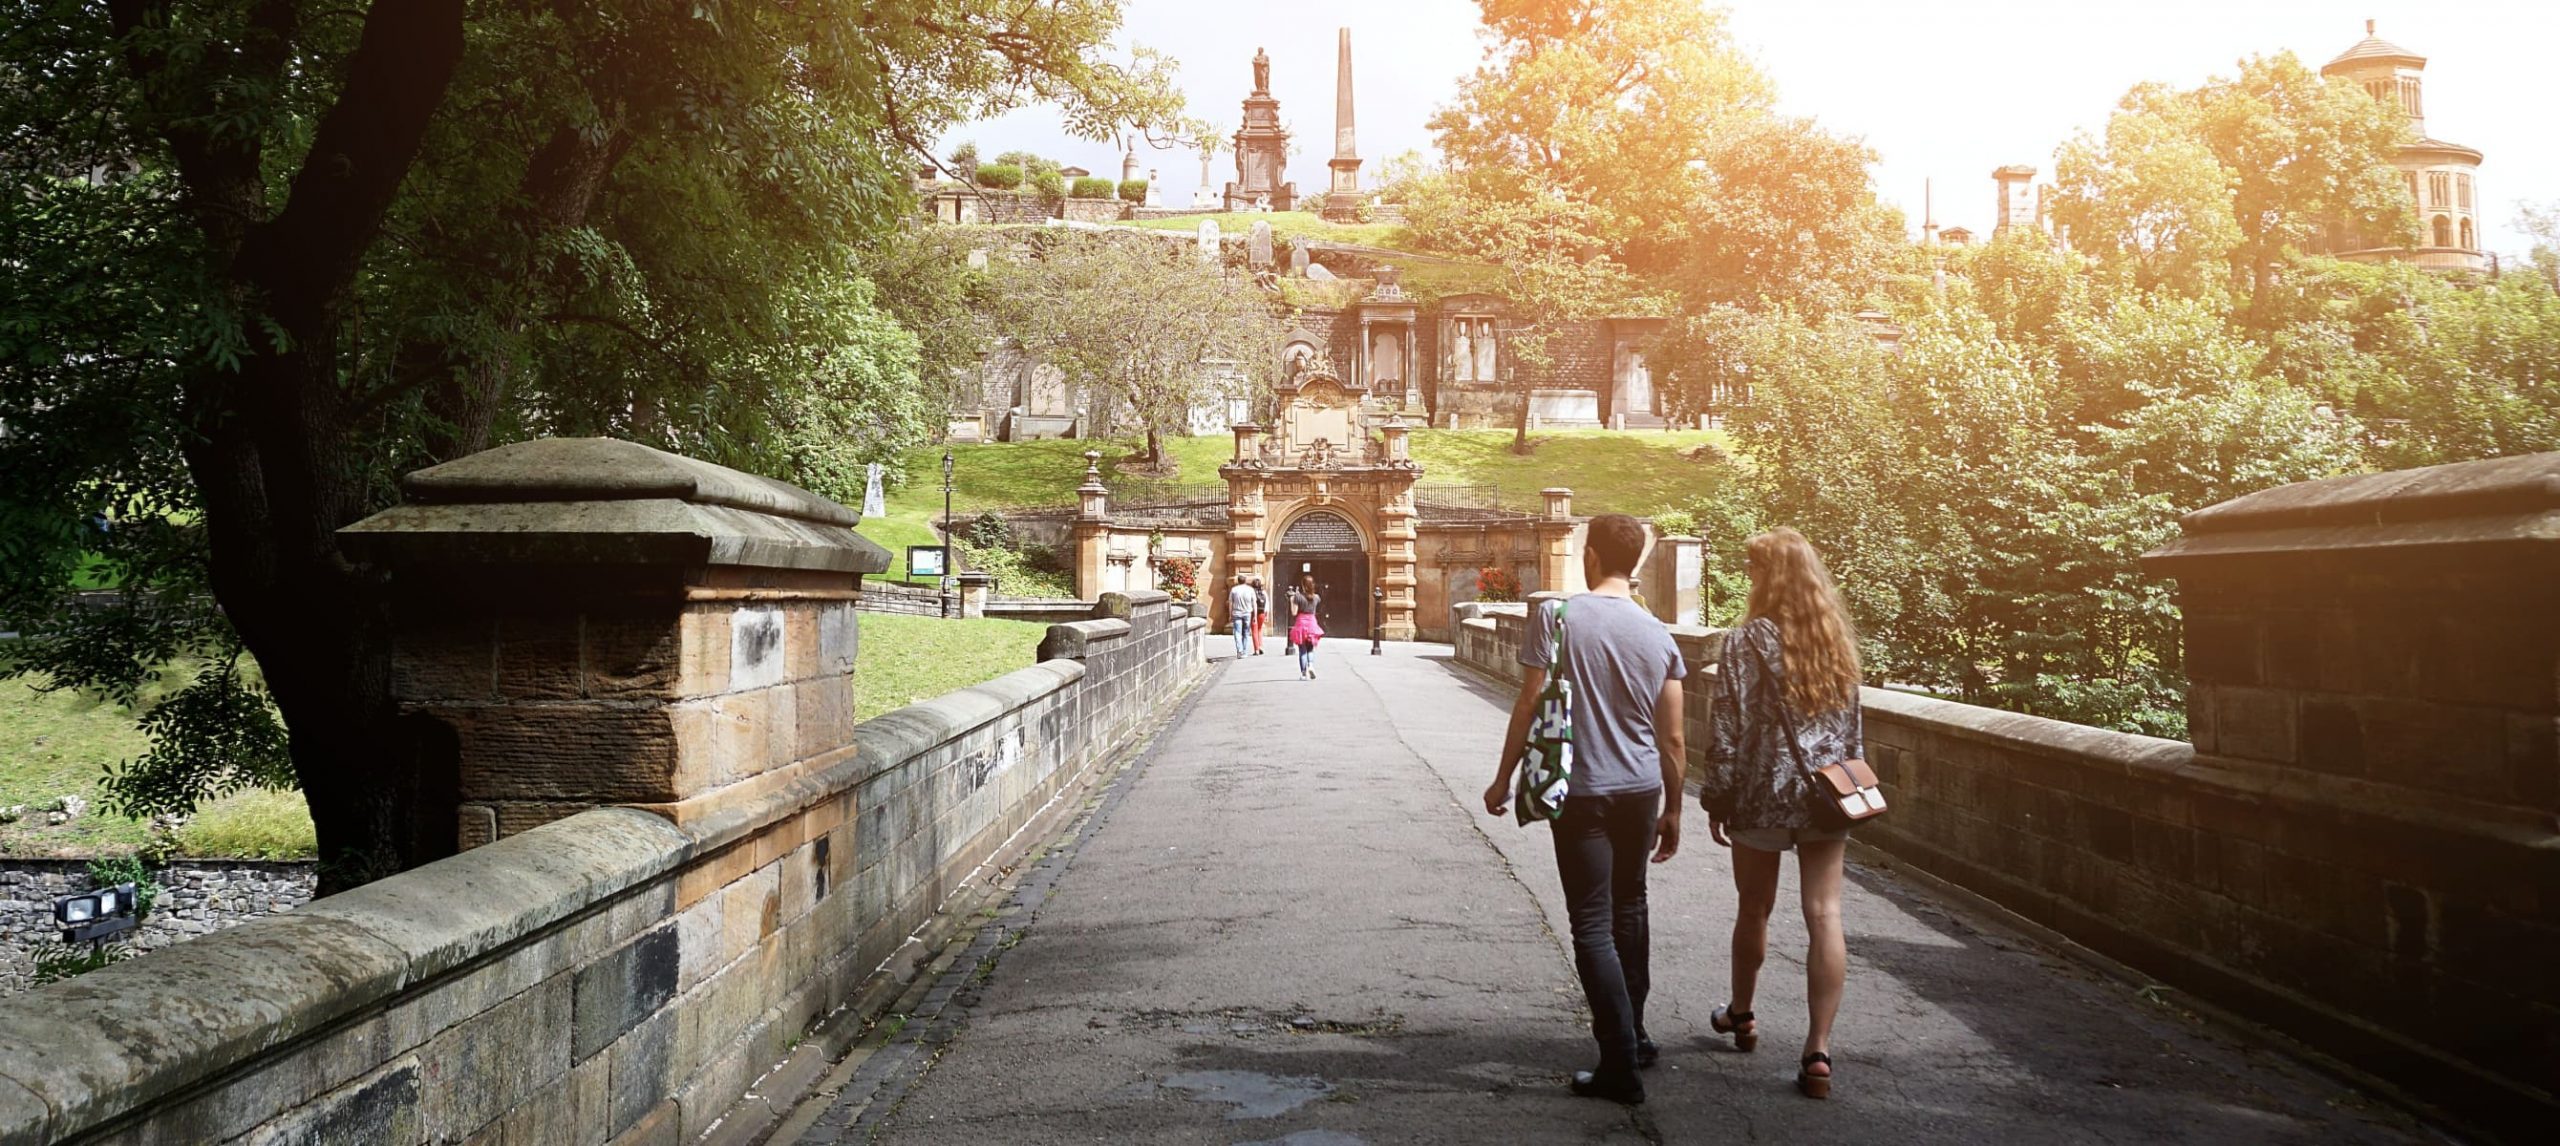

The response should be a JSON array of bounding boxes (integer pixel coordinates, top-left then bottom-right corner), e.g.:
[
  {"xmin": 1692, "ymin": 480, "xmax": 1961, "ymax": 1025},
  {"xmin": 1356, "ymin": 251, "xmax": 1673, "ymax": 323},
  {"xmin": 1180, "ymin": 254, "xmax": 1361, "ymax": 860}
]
[
  {"xmin": 1635, "ymin": 1037, "xmax": 1660, "ymax": 1069},
  {"xmin": 1569, "ymin": 1069, "xmax": 1645, "ymax": 1105}
]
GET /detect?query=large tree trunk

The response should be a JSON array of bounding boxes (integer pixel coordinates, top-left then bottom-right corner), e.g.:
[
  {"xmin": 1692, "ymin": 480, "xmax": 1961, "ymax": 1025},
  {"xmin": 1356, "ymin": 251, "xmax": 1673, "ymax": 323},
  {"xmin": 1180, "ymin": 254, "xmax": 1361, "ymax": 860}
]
[{"xmin": 142, "ymin": 0, "xmax": 469, "ymax": 894}]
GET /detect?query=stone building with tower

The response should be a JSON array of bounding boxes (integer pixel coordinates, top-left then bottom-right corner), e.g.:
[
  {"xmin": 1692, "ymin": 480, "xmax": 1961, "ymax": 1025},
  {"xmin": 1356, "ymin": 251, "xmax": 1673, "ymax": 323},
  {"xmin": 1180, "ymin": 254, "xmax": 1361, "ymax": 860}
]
[{"xmin": 2317, "ymin": 20, "xmax": 2489, "ymax": 272}]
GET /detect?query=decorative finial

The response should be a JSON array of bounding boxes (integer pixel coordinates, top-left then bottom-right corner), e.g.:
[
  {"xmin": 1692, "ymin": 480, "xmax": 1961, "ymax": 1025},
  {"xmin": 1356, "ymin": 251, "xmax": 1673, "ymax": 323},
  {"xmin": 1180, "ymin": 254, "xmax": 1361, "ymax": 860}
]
[{"xmin": 2367, "ymin": 18, "xmax": 2376, "ymax": 36}]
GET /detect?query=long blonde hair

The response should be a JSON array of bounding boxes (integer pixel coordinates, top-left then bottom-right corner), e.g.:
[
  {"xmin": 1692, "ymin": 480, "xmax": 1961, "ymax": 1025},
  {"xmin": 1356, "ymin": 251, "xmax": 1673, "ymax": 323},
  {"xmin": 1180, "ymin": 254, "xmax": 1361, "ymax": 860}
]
[{"xmin": 1743, "ymin": 528, "xmax": 1861, "ymax": 714}]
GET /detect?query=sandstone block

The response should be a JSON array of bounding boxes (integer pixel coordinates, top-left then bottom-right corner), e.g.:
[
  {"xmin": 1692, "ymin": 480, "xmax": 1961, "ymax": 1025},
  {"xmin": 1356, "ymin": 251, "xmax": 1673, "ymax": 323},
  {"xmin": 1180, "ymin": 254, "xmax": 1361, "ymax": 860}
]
[{"xmin": 571, "ymin": 926, "xmax": 680, "ymax": 1061}]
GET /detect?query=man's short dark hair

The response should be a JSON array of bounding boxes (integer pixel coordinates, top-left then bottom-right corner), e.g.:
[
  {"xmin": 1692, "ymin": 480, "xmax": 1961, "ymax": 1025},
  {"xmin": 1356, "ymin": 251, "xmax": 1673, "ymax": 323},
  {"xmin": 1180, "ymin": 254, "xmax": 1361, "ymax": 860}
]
[{"xmin": 1587, "ymin": 514, "xmax": 1647, "ymax": 578}]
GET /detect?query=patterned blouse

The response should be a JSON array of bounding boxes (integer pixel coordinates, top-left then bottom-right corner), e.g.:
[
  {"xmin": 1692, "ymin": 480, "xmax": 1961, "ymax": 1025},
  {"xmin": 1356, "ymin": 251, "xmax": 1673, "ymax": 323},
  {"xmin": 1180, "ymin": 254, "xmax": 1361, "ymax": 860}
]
[{"xmin": 1701, "ymin": 618, "xmax": 1865, "ymax": 831}]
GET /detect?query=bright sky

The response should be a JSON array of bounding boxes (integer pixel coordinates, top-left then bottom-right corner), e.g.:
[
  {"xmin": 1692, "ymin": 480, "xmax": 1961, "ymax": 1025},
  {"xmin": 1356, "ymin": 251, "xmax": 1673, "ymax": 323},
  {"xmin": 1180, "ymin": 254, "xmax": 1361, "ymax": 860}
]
[{"xmin": 944, "ymin": 1, "xmax": 2559, "ymax": 260}]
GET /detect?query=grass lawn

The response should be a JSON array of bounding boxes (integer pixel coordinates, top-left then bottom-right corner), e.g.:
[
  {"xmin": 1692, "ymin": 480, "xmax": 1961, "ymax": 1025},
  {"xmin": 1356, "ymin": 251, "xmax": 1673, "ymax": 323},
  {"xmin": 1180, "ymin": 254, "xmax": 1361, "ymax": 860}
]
[
  {"xmin": 858, "ymin": 429, "xmax": 1737, "ymax": 571},
  {"xmin": 1121, "ymin": 211, "xmax": 1416, "ymax": 250},
  {"xmin": 854, "ymin": 613, "xmax": 1052, "ymax": 721},
  {"xmin": 0, "ymin": 674, "xmax": 316, "ymax": 859}
]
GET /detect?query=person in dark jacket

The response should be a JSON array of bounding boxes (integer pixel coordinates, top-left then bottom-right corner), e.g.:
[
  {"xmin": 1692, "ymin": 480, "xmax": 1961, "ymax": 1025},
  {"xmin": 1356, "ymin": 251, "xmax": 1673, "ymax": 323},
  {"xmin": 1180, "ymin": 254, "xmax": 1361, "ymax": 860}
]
[{"xmin": 1700, "ymin": 527, "xmax": 1864, "ymax": 1100}]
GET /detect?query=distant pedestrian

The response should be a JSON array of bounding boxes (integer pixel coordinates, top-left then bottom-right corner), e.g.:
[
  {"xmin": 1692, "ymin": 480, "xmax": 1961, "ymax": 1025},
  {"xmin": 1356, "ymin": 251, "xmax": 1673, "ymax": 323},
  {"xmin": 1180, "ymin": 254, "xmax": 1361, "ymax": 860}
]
[
  {"xmin": 1226, "ymin": 574, "xmax": 1257, "ymax": 660},
  {"xmin": 1288, "ymin": 573, "xmax": 1324, "ymax": 679},
  {"xmin": 1700, "ymin": 527, "xmax": 1864, "ymax": 1100},
  {"xmin": 1250, "ymin": 576, "xmax": 1269, "ymax": 656},
  {"xmin": 1483, "ymin": 514, "xmax": 1686, "ymax": 1105}
]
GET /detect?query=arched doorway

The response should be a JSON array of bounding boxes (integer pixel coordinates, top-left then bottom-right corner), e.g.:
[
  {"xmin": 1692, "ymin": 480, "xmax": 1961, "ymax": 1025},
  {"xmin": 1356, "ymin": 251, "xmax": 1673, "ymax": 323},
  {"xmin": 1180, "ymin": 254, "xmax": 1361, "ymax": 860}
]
[{"xmin": 1274, "ymin": 509, "xmax": 1370, "ymax": 641}]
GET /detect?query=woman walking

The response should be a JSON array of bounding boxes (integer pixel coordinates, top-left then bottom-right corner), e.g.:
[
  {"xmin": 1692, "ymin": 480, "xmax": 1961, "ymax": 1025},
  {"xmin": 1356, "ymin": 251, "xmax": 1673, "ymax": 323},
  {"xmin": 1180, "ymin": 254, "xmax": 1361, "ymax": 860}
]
[
  {"xmin": 1288, "ymin": 573, "xmax": 1324, "ymax": 679},
  {"xmin": 1700, "ymin": 528, "xmax": 1864, "ymax": 1099}
]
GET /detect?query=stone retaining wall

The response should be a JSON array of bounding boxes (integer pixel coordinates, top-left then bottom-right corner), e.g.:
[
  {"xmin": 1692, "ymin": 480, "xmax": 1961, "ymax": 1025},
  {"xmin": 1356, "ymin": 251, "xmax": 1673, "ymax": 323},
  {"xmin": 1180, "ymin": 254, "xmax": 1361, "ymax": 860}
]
[
  {"xmin": 0, "ymin": 860, "xmax": 318, "ymax": 995},
  {"xmin": 855, "ymin": 578, "xmax": 947, "ymax": 617}
]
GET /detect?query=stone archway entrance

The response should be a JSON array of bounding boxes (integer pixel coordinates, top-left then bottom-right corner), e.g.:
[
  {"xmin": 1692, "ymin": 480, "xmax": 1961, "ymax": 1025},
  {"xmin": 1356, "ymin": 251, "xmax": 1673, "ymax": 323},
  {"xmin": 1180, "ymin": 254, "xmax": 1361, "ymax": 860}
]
[{"xmin": 1274, "ymin": 510, "xmax": 1370, "ymax": 640}]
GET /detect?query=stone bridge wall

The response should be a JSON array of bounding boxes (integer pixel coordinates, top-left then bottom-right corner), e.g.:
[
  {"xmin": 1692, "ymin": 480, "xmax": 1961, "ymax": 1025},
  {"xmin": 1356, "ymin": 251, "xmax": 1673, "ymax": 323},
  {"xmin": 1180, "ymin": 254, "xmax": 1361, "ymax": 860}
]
[
  {"xmin": 0, "ymin": 860, "xmax": 319, "ymax": 996},
  {"xmin": 0, "ymin": 441, "xmax": 1210, "ymax": 1146}
]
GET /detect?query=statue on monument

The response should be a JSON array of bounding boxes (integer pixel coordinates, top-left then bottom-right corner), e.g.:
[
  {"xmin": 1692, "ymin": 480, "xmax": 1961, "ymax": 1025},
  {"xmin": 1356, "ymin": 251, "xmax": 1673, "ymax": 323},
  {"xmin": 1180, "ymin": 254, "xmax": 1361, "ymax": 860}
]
[{"xmin": 1252, "ymin": 47, "xmax": 1270, "ymax": 93}]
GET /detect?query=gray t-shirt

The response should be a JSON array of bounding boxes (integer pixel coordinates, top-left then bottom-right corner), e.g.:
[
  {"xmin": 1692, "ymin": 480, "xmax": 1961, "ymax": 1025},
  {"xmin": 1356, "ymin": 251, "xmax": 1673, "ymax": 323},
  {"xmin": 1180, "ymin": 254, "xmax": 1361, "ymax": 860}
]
[{"xmin": 1519, "ymin": 594, "xmax": 1688, "ymax": 797}]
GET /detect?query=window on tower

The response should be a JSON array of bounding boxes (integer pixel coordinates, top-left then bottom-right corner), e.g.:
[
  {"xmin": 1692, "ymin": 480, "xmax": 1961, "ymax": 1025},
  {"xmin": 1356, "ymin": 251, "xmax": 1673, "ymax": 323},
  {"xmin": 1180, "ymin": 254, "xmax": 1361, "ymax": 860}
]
[
  {"xmin": 2428, "ymin": 172, "xmax": 2453, "ymax": 209},
  {"xmin": 2432, "ymin": 215, "xmax": 2453, "ymax": 248},
  {"xmin": 2457, "ymin": 174, "xmax": 2473, "ymax": 210}
]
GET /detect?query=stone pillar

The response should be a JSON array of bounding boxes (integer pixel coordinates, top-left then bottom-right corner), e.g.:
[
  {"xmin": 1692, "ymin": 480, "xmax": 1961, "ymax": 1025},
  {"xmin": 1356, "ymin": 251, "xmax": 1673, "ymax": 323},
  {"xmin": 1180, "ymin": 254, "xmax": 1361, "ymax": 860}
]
[
  {"xmin": 1639, "ymin": 533, "xmax": 1703, "ymax": 627},
  {"xmin": 1073, "ymin": 450, "xmax": 1110, "ymax": 600},
  {"xmin": 336, "ymin": 438, "xmax": 891, "ymax": 848},
  {"xmin": 957, "ymin": 571, "xmax": 993, "ymax": 618},
  {"xmin": 1537, "ymin": 487, "xmax": 1575, "ymax": 596},
  {"xmin": 2143, "ymin": 454, "xmax": 2560, "ymax": 810},
  {"xmin": 2141, "ymin": 452, "xmax": 2560, "ymax": 1126}
]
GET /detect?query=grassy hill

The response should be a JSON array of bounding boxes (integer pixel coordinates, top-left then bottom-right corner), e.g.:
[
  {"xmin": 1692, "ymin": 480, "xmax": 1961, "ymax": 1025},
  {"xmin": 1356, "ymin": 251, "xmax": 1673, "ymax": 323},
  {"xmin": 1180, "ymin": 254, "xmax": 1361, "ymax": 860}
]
[{"xmin": 858, "ymin": 428, "xmax": 1736, "ymax": 584}]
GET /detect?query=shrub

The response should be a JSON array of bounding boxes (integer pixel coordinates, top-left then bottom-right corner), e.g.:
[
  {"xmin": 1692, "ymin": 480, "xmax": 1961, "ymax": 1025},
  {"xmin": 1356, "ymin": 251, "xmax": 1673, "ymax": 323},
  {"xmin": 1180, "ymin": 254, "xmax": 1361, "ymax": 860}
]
[
  {"xmin": 975, "ymin": 163, "xmax": 1023, "ymax": 190},
  {"xmin": 962, "ymin": 510, "xmax": 1012, "ymax": 550},
  {"xmin": 1476, "ymin": 566, "xmax": 1523, "ymax": 602},
  {"xmin": 956, "ymin": 542, "xmax": 1078, "ymax": 600},
  {"xmin": 945, "ymin": 140, "xmax": 979, "ymax": 184},
  {"xmin": 1070, "ymin": 176, "xmax": 1115, "ymax": 200},
  {"xmin": 1117, "ymin": 179, "xmax": 1148, "ymax": 203},
  {"xmin": 1030, "ymin": 170, "xmax": 1066, "ymax": 206},
  {"xmin": 1650, "ymin": 509, "xmax": 1699, "ymax": 538}
]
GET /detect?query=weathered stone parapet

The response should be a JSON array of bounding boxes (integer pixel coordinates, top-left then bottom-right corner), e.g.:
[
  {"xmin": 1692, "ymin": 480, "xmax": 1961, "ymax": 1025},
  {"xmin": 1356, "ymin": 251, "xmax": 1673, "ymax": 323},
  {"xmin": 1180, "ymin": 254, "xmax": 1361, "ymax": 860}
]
[
  {"xmin": 0, "ymin": 496, "xmax": 1211, "ymax": 1145},
  {"xmin": 2144, "ymin": 451, "xmax": 2560, "ymax": 814},
  {"xmin": 337, "ymin": 438, "xmax": 890, "ymax": 848}
]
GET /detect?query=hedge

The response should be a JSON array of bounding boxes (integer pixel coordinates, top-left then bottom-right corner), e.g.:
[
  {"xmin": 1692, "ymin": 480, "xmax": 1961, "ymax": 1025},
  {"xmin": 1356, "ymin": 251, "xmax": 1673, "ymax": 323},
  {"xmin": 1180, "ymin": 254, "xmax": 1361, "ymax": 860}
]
[
  {"xmin": 1070, "ymin": 176, "xmax": 1115, "ymax": 200},
  {"xmin": 1118, "ymin": 179, "xmax": 1148, "ymax": 203},
  {"xmin": 974, "ymin": 163, "xmax": 1023, "ymax": 190}
]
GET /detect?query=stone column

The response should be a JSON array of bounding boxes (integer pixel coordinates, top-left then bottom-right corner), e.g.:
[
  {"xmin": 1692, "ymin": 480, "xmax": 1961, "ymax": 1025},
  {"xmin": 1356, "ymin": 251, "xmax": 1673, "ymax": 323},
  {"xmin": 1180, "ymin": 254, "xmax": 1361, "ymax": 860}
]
[
  {"xmin": 1073, "ymin": 450, "xmax": 1110, "ymax": 601},
  {"xmin": 336, "ymin": 438, "xmax": 891, "ymax": 848},
  {"xmin": 1639, "ymin": 533, "xmax": 1703, "ymax": 627},
  {"xmin": 1537, "ymin": 487, "xmax": 1575, "ymax": 596},
  {"xmin": 2140, "ymin": 452, "xmax": 2560, "ymax": 1125},
  {"xmin": 2143, "ymin": 454, "xmax": 2560, "ymax": 809},
  {"xmin": 957, "ymin": 571, "xmax": 993, "ymax": 618}
]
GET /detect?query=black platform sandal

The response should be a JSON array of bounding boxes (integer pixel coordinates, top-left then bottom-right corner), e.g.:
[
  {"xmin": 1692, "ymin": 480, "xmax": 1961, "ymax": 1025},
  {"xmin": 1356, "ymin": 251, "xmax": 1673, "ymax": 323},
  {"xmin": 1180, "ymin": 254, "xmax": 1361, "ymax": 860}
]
[
  {"xmin": 1710, "ymin": 1004, "xmax": 1757, "ymax": 1052},
  {"xmin": 1797, "ymin": 1051, "xmax": 1833, "ymax": 1099}
]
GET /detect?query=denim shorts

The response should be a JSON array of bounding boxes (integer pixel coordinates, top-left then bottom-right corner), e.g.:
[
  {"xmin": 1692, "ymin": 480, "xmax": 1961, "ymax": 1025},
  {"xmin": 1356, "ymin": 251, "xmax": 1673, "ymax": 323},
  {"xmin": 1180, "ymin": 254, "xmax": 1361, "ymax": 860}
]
[{"xmin": 1730, "ymin": 825, "xmax": 1850, "ymax": 852}]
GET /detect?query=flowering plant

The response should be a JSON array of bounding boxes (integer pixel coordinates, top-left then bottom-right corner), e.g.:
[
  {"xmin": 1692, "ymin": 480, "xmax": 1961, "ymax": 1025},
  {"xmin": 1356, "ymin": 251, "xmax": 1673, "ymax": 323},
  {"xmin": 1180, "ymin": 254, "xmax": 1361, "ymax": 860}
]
[
  {"xmin": 1476, "ymin": 566, "xmax": 1523, "ymax": 603},
  {"xmin": 1157, "ymin": 554, "xmax": 1200, "ymax": 601}
]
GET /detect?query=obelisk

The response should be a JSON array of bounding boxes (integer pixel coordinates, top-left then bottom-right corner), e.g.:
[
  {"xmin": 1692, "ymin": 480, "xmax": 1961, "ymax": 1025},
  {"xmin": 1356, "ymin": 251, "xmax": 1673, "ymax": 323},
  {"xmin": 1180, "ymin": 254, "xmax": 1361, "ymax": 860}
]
[{"xmin": 1325, "ymin": 28, "xmax": 1361, "ymax": 220}]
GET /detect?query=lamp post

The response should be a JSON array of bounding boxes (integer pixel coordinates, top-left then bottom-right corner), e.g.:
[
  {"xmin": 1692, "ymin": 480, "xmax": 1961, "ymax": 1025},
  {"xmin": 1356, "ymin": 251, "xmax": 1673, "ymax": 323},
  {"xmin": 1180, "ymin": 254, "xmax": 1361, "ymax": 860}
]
[
  {"xmin": 1371, "ymin": 584, "xmax": 1385, "ymax": 656},
  {"xmin": 940, "ymin": 450, "xmax": 956, "ymax": 618}
]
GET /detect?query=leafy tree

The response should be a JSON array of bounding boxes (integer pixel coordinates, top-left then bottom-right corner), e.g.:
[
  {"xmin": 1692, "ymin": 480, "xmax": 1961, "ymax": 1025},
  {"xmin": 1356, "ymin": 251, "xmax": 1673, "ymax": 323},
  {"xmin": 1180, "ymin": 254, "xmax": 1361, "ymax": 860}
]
[
  {"xmin": 988, "ymin": 231, "xmax": 1283, "ymax": 468},
  {"xmin": 2055, "ymin": 54, "xmax": 2410, "ymax": 318},
  {"xmin": 1427, "ymin": 0, "xmax": 1771, "ymax": 274},
  {"xmin": 1678, "ymin": 114, "xmax": 1911, "ymax": 315},
  {"xmin": 2519, "ymin": 200, "xmax": 2560, "ymax": 288},
  {"xmin": 0, "ymin": 0, "xmax": 1179, "ymax": 890}
]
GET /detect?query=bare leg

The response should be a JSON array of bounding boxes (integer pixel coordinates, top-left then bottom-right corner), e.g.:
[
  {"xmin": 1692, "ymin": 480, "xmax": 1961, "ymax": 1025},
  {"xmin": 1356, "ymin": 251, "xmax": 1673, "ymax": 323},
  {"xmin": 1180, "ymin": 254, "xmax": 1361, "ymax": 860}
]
[
  {"xmin": 1727, "ymin": 843, "xmax": 1782, "ymax": 1027},
  {"xmin": 1797, "ymin": 838, "xmax": 1849, "ymax": 1077}
]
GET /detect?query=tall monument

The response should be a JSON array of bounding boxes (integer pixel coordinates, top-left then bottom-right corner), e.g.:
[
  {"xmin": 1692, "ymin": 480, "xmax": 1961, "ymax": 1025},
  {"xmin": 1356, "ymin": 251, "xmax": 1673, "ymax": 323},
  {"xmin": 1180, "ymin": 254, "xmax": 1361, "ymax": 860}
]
[
  {"xmin": 1225, "ymin": 47, "xmax": 1295, "ymax": 212},
  {"xmin": 1324, "ymin": 28, "xmax": 1363, "ymax": 221}
]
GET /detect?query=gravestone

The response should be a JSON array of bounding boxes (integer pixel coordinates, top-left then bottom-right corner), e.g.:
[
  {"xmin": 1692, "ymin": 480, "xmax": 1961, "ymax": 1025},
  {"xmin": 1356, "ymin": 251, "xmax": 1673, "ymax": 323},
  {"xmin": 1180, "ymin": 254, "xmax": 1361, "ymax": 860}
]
[
  {"xmin": 1249, "ymin": 220, "xmax": 1274, "ymax": 269},
  {"xmin": 1144, "ymin": 169, "xmax": 1162, "ymax": 207},
  {"xmin": 1305, "ymin": 262, "xmax": 1337, "ymax": 282},
  {"xmin": 862, "ymin": 463, "xmax": 886, "ymax": 520},
  {"xmin": 1289, "ymin": 240, "xmax": 1310, "ymax": 276},
  {"xmin": 966, "ymin": 248, "xmax": 988, "ymax": 270},
  {"xmin": 1197, "ymin": 218, "xmax": 1220, "ymax": 266}
]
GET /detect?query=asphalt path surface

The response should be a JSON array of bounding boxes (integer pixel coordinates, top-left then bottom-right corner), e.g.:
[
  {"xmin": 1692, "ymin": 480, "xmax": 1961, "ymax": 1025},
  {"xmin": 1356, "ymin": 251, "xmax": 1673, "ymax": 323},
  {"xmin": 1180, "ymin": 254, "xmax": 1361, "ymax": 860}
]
[{"xmin": 839, "ymin": 641, "xmax": 2443, "ymax": 1144}]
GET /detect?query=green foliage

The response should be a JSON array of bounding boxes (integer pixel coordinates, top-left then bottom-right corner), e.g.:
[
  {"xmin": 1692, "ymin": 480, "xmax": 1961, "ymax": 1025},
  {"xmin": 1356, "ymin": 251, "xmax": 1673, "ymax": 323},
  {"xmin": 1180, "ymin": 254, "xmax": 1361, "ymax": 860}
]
[
  {"xmin": 86, "ymin": 854, "xmax": 160, "ymax": 921},
  {"xmin": 1117, "ymin": 180, "xmax": 1148, "ymax": 204},
  {"xmin": 0, "ymin": 0, "xmax": 1190, "ymax": 885},
  {"xmin": 29, "ymin": 940, "xmax": 131, "ymax": 986},
  {"xmin": 992, "ymin": 151, "xmax": 1062, "ymax": 180},
  {"xmin": 987, "ymin": 231, "xmax": 1284, "ymax": 465},
  {"xmin": 1069, "ymin": 176, "xmax": 1115, "ymax": 199},
  {"xmin": 945, "ymin": 141, "xmax": 981, "ymax": 183},
  {"xmin": 956, "ymin": 541, "xmax": 1077, "ymax": 600},
  {"xmin": 98, "ymin": 657, "xmax": 295, "ymax": 821},
  {"xmin": 854, "ymin": 613, "xmax": 1050, "ymax": 720},
  {"xmin": 1648, "ymin": 509, "xmax": 1698, "ymax": 538},
  {"xmin": 961, "ymin": 511, "xmax": 1014, "ymax": 550},
  {"xmin": 1031, "ymin": 170, "xmax": 1068, "ymax": 206},
  {"xmin": 976, "ymin": 163, "xmax": 1026, "ymax": 190}
]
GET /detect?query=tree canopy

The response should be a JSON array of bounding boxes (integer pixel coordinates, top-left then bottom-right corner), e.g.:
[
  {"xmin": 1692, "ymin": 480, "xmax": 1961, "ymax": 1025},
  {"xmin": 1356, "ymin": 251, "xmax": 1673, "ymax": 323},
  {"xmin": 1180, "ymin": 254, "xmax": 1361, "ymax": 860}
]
[{"xmin": 0, "ymin": 0, "xmax": 1180, "ymax": 889}]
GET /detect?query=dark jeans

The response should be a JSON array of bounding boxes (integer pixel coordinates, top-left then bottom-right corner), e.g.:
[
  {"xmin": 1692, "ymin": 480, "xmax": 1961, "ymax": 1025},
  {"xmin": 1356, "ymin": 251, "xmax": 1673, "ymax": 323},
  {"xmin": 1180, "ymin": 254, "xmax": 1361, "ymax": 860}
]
[{"xmin": 1549, "ymin": 789, "xmax": 1658, "ymax": 1072}]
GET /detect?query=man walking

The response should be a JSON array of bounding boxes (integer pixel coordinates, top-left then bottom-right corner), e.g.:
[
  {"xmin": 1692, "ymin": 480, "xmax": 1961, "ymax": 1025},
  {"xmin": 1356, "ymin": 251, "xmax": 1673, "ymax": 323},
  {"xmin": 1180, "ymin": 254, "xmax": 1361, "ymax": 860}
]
[
  {"xmin": 1483, "ymin": 515, "xmax": 1686, "ymax": 1104},
  {"xmin": 1226, "ymin": 573, "xmax": 1258, "ymax": 659}
]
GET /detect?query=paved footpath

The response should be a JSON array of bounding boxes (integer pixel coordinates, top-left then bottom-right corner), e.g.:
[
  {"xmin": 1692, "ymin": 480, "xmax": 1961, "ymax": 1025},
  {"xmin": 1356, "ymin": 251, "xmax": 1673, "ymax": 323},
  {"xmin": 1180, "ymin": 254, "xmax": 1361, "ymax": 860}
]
[{"xmin": 830, "ymin": 643, "xmax": 2449, "ymax": 1144}]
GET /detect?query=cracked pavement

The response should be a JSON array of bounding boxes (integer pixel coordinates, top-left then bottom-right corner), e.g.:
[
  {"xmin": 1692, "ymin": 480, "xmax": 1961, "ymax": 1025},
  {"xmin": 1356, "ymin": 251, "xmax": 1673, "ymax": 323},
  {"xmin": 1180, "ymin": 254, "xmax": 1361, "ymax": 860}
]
[{"xmin": 842, "ymin": 643, "xmax": 2444, "ymax": 1144}]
